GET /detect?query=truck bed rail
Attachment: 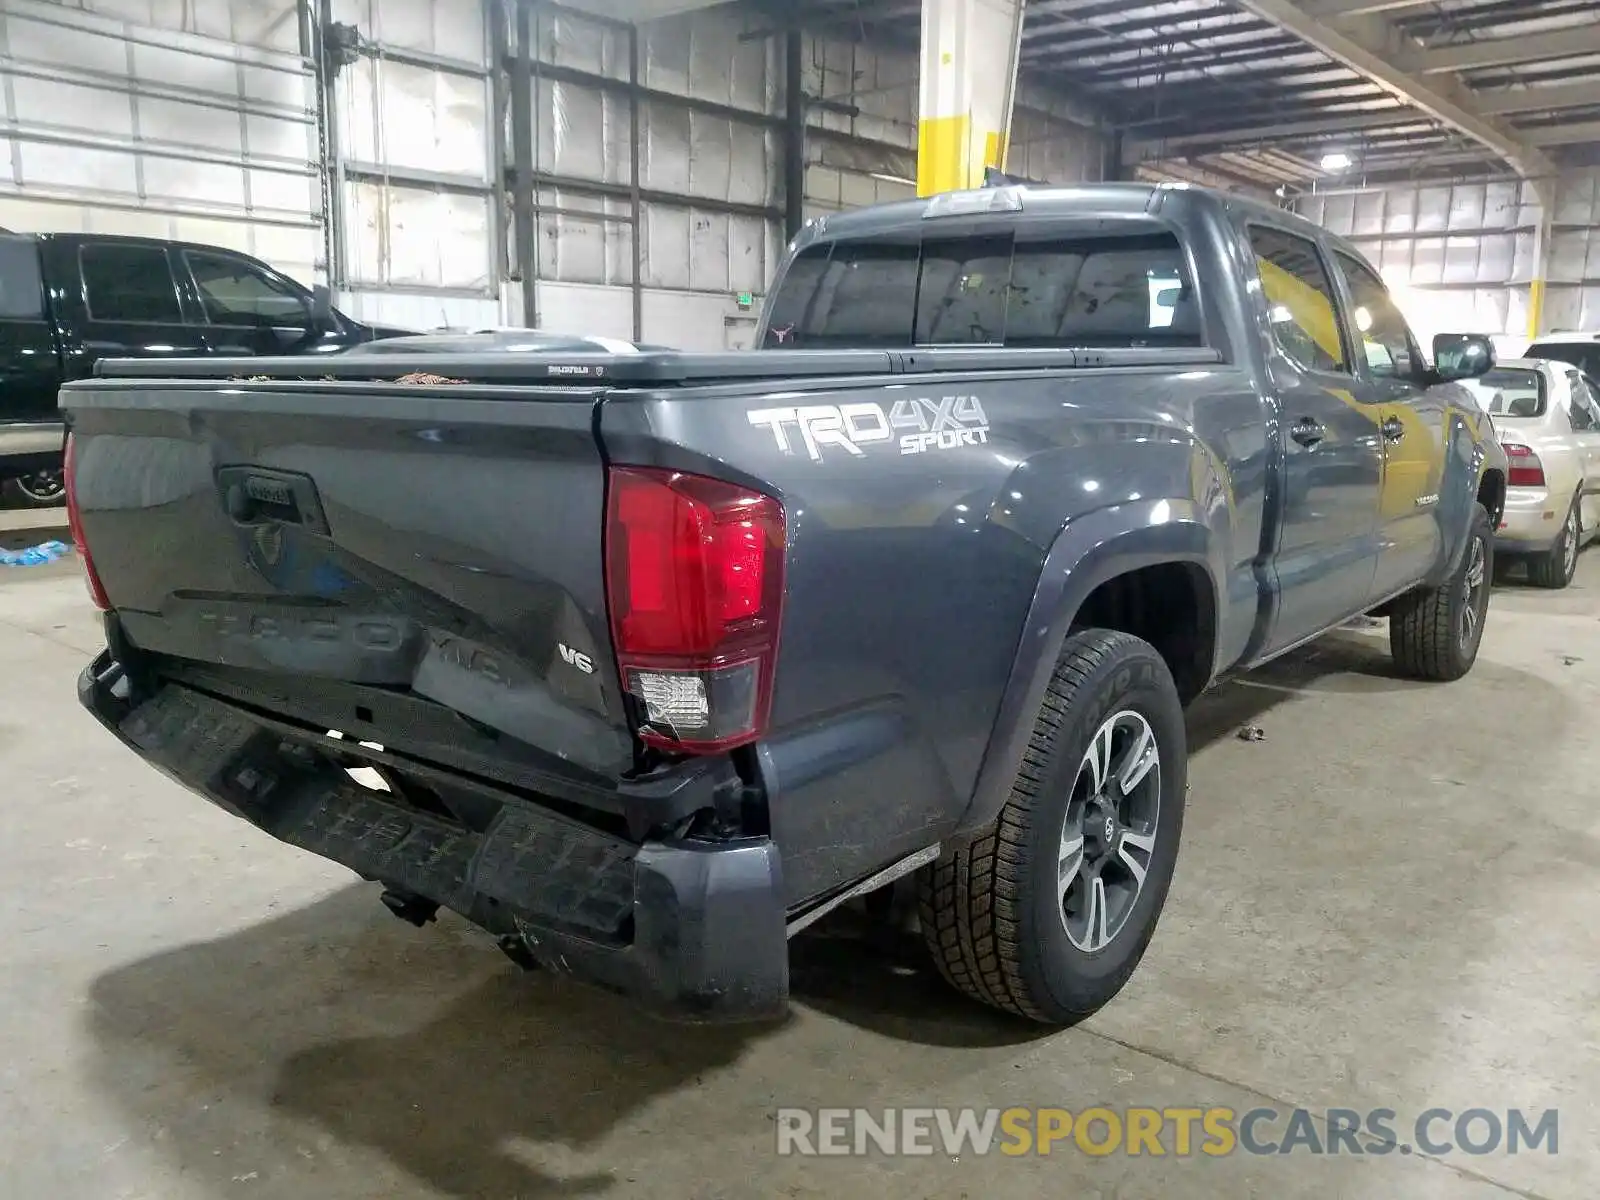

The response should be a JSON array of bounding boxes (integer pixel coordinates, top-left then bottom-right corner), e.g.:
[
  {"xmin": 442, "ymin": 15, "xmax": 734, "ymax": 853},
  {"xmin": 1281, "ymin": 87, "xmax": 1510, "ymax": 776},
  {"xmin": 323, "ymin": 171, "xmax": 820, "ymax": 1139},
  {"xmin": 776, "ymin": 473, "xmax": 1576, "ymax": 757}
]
[{"xmin": 84, "ymin": 345, "xmax": 1224, "ymax": 388}]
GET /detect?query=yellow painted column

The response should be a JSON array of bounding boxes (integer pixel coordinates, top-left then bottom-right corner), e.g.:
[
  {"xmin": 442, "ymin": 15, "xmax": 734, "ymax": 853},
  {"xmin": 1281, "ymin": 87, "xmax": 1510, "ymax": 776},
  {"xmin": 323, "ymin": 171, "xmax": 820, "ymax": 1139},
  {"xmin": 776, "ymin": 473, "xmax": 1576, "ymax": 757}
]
[
  {"xmin": 1527, "ymin": 186, "xmax": 1551, "ymax": 341},
  {"xmin": 917, "ymin": 0, "xmax": 1025, "ymax": 196}
]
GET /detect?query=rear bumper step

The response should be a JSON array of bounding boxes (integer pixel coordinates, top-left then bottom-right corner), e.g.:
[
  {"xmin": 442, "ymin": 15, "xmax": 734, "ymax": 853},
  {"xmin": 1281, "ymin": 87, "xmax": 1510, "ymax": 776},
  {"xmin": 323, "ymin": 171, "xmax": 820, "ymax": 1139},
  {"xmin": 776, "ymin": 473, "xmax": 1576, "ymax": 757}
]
[{"xmin": 79, "ymin": 653, "xmax": 790, "ymax": 1022}]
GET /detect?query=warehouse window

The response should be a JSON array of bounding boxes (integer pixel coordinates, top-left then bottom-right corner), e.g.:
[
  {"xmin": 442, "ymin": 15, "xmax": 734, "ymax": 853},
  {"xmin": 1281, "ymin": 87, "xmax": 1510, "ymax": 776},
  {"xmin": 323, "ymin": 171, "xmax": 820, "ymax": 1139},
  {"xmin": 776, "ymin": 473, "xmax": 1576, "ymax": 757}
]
[
  {"xmin": 1248, "ymin": 226, "xmax": 1346, "ymax": 374},
  {"xmin": 185, "ymin": 250, "xmax": 310, "ymax": 329},
  {"xmin": 80, "ymin": 244, "xmax": 182, "ymax": 325},
  {"xmin": 0, "ymin": 236, "xmax": 43, "ymax": 320},
  {"xmin": 764, "ymin": 227, "xmax": 1198, "ymax": 349}
]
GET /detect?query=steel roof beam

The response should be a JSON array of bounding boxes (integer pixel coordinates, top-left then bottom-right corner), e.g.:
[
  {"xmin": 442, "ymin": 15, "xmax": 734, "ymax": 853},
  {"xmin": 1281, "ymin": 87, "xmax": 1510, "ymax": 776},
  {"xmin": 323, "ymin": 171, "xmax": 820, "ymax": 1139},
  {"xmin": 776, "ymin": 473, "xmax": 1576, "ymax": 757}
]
[
  {"xmin": 1400, "ymin": 25, "xmax": 1600, "ymax": 75},
  {"xmin": 1037, "ymin": 36, "xmax": 1312, "ymax": 81},
  {"xmin": 1302, "ymin": 0, "xmax": 1435, "ymax": 17},
  {"xmin": 1125, "ymin": 92, "xmax": 1398, "ymax": 131},
  {"xmin": 1528, "ymin": 120, "xmax": 1600, "ymax": 147},
  {"xmin": 1132, "ymin": 157, "xmax": 1271, "ymax": 193},
  {"xmin": 1126, "ymin": 107, "xmax": 1425, "ymax": 157},
  {"xmin": 1226, "ymin": 0, "xmax": 1556, "ymax": 177},
  {"xmin": 1024, "ymin": 27, "xmax": 1291, "ymax": 63},
  {"xmin": 1476, "ymin": 81, "xmax": 1600, "ymax": 116}
]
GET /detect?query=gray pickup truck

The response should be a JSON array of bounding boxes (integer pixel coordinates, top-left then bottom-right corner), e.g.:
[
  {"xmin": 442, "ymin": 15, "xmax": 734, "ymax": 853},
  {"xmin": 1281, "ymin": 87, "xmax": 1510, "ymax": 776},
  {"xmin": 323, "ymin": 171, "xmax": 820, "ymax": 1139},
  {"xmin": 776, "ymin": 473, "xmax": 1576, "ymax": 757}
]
[{"xmin": 65, "ymin": 183, "xmax": 1506, "ymax": 1025}]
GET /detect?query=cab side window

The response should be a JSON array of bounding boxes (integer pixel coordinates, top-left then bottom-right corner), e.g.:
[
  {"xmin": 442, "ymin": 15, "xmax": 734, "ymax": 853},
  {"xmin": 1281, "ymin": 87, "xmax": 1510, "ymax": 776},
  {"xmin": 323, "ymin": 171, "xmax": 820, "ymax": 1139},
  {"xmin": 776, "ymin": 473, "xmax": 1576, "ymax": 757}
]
[
  {"xmin": 1334, "ymin": 250, "xmax": 1420, "ymax": 381},
  {"xmin": 184, "ymin": 250, "xmax": 310, "ymax": 329},
  {"xmin": 80, "ymin": 243, "xmax": 182, "ymax": 324},
  {"xmin": 1247, "ymin": 226, "xmax": 1347, "ymax": 374}
]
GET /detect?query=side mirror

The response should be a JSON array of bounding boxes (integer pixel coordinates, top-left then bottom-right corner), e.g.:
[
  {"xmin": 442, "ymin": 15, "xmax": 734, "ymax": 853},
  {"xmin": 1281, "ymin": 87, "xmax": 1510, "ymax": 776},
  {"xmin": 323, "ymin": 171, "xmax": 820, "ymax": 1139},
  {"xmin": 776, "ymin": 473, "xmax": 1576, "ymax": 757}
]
[
  {"xmin": 1433, "ymin": 332, "xmax": 1495, "ymax": 381},
  {"xmin": 310, "ymin": 284, "xmax": 335, "ymax": 331}
]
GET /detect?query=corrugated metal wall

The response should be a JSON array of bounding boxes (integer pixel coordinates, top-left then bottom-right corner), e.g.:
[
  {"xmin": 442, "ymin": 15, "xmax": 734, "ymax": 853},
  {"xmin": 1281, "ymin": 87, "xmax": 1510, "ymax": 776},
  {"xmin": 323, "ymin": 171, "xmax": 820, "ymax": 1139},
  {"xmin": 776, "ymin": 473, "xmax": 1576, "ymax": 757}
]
[
  {"xmin": 521, "ymin": 5, "xmax": 1107, "ymax": 349},
  {"xmin": 1295, "ymin": 170, "xmax": 1600, "ymax": 356},
  {"xmin": 0, "ymin": 0, "xmax": 1110, "ymax": 346},
  {"xmin": 523, "ymin": 5, "xmax": 784, "ymax": 349},
  {"xmin": 329, "ymin": 0, "xmax": 499, "ymax": 330},
  {"xmin": 0, "ymin": 0, "xmax": 320, "ymax": 282},
  {"xmin": 799, "ymin": 40, "xmax": 1105, "ymax": 219}
]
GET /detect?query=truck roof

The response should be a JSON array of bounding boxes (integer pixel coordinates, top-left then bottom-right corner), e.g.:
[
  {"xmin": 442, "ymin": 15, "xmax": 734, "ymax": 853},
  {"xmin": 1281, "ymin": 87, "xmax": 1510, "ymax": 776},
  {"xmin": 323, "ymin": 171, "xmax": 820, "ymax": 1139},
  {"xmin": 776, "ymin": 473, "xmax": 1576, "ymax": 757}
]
[
  {"xmin": 13, "ymin": 230, "xmax": 268, "ymax": 257},
  {"xmin": 794, "ymin": 180, "xmax": 1330, "ymax": 247}
]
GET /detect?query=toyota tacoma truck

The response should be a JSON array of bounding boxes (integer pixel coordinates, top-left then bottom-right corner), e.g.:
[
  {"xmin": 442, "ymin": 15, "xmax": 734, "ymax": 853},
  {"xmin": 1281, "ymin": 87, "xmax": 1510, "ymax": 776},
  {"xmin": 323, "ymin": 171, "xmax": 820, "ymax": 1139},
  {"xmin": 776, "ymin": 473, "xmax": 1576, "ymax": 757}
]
[{"xmin": 64, "ymin": 183, "xmax": 1506, "ymax": 1024}]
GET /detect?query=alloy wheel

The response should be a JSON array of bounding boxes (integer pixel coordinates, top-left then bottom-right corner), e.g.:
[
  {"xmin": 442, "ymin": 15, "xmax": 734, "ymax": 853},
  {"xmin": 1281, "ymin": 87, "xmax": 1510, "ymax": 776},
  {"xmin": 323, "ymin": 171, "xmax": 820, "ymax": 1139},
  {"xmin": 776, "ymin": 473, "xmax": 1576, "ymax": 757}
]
[
  {"xmin": 13, "ymin": 471, "xmax": 64, "ymax": 504},
  {"xmin": 1461, "ymin": 534, "xmax": 1488, "ymax": 650},
  {"xmin": 1059, "ymin": 709, "xmax": 1162, "ymax": 953}
]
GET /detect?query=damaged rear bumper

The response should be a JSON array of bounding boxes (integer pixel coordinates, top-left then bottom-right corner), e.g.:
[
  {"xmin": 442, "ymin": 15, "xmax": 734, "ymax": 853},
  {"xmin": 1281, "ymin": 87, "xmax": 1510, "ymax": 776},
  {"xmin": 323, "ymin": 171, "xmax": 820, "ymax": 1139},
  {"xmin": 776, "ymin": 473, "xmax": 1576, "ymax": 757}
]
[{"xmin": 78, "ymin": 651, "xmax": 790, "ymax": 1023}]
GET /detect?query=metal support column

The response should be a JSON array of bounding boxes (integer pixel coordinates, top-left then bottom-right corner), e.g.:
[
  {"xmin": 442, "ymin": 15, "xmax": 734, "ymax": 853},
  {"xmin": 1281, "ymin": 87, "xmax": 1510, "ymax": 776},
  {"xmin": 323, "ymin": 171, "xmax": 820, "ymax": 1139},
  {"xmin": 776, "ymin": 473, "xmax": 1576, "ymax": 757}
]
[
  {"xmin": 308, "ymin": 0, "xmax": 346, "ymax": 288},
  {"xmin": 488, "ymin": 0, "xmax": 511, "ymax": 312},
  {"xmin": 511, "ymin": 0, "xmax": 538, "ymax": 328},
  {"xmin": 783, "ymin": 30, "xmax": 806, "ymax": 239},
  {"xmin": 916, "ymin": 0, "xmax": 1025, "ymax": 196},
  {"xmin": 1528, "ymin": 182, "xmax": 1552, "ymax": 341},
  {"xmin": 628, "ymin": 24, "xmax": 644, "ymax": 343},
  {"xmin": 1101, "ymin": 131, "xmax": 1123, "ymax": 183}
]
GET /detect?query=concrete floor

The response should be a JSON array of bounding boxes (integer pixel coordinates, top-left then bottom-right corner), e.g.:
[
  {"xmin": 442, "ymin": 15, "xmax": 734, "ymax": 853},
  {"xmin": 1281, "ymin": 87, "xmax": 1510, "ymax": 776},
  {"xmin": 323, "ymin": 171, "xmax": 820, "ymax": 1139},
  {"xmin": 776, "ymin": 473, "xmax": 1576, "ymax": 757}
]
[{"xmin": 1, "ymin": 548, "xmax": 1597, "ymax": 1199}]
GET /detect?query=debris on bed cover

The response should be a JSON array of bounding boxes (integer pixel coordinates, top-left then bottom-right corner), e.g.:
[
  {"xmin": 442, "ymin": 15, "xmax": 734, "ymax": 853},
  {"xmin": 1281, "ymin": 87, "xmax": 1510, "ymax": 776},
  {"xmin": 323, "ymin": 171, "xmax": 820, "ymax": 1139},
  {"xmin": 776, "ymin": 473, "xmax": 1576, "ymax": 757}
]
[{"xmin": 0, "ymin": 540, "xmax": 71, "ymax": 567}]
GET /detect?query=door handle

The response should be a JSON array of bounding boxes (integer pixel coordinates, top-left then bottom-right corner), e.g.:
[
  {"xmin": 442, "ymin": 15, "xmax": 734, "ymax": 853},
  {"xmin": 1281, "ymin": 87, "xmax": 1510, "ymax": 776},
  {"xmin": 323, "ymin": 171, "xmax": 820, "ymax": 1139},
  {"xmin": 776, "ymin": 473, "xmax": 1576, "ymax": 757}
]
[
  {"xmin": 1382, "ymin": 416, "xmax": 1405, "ymax": 443},
  {"xmin": 1290, "ymin": 418, "xmax": 1326, "ymax": 448}
]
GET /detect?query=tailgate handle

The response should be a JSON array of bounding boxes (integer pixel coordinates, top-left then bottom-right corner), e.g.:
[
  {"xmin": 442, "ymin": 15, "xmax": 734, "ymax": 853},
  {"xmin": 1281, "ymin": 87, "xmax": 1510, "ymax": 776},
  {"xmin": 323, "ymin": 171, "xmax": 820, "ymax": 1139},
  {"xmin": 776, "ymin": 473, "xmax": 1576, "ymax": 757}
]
[{"xmin": 217, "ymin": 466, "xmax": 330, "ymax": 536}]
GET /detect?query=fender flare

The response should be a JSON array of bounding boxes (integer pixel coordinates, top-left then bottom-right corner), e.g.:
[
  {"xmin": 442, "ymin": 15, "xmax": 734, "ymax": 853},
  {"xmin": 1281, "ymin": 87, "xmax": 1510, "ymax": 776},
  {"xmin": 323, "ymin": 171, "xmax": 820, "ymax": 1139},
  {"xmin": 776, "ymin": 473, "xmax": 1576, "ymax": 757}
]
[
  {"xmin": 1429, "ymin": 434, "xmax": 1498, "ymax": 589},
  {"xmin": 955, "ymin": 498, "xmax": 1223, "ymax": 837}
]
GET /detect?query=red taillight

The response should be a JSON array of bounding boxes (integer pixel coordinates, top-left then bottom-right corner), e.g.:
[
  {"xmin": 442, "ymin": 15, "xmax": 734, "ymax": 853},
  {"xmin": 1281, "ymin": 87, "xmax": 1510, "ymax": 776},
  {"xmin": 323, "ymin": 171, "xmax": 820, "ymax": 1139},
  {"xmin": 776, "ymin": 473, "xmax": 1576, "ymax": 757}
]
[
  {"xmin": 1503, "ymin": 442, "xmax": 1546, "ymax": 489},
  {"xmin": 604, "ymin": 466, "xmax": 785, "ymax": 754},
  {"xmin": 63, "ymin": 433, "xmax": 110, "ymax": 611}
]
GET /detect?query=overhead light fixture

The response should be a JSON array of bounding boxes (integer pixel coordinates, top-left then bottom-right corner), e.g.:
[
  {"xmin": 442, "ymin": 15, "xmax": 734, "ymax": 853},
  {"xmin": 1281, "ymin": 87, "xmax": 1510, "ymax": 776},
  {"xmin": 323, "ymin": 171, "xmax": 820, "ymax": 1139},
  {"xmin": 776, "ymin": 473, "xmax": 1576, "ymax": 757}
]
[{"xmin": 1320, "ymin": 151, "xmax": 1353, "ymax": 172}]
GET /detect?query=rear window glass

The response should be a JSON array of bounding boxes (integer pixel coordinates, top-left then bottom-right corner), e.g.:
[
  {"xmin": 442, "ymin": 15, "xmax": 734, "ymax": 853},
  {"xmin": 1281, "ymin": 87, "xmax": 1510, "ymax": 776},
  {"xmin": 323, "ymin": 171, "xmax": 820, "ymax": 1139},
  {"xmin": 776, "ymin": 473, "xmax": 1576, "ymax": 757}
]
[
  {"xmin": 1528, "ymin": 342, "xmax": 1600, "ymax": 379},
  {"xmin": 763, "ymin": 227, "xmax": 1198, "ymax": 350},
  {"xmin": 1462, "ymin": 367, "xmax": 1545, "ymax": 417}
]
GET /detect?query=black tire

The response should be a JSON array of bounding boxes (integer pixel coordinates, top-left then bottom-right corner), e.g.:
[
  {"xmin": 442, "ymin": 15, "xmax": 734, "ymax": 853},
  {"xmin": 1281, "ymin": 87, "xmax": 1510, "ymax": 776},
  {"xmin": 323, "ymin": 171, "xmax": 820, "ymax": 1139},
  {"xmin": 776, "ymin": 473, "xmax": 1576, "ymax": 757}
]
[
  {"xmin": 1390, "ymin": 503, "xmax": 1493, "ymax": 681},
  {"xmin": 918, "ymin": 629, "xmax": 1186, "ymax": 1025},
  {"xmin": 1527, "ymin": 495, "xmax": 1580, "ymax": 590}
]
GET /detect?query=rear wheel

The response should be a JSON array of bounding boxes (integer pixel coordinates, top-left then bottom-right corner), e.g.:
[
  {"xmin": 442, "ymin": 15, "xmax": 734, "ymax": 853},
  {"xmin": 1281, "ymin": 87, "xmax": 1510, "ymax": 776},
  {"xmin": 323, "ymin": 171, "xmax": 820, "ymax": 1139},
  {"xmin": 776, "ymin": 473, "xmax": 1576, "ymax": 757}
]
[
  {"xmin": 1390, "ymin": 503, "xmax": 1492, "ymax": 681},
  {"xmin": 1528, "ymin": 496, "xmax": 1580, "ymax": 589},
  {"xmin": 5, "ymin": 471, "xmax": 64, "ymax": 507},
  {"xmin": 918, "ymin": 629, "xmax": 1185, "ymax": 1024}
]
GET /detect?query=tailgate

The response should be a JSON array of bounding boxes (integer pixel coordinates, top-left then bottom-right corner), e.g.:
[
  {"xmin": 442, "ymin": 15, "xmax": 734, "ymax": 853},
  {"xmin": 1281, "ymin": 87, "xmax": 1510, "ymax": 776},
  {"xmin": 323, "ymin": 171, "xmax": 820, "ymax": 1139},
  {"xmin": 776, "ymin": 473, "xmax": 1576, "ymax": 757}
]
[{"xmin": 64, "ymin": 375, "xmax": 633, "ymax": 779}]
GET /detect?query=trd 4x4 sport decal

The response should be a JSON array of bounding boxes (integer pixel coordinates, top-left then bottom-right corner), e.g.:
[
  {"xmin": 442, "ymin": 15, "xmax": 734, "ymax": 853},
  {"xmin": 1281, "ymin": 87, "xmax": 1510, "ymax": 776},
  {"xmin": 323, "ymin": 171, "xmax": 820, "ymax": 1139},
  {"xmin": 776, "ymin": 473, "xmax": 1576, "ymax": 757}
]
[{"xmin": 747, "ymin": 396, "xmax": 990, "ymax": 463}]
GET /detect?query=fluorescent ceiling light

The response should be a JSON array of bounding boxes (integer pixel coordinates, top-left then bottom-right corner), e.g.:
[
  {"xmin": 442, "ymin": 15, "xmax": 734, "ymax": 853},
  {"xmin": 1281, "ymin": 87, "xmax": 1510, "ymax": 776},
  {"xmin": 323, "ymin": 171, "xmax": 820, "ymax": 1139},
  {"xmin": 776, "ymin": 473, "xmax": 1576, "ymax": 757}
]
[{"xmin": 1320, "ymin": 151, "xmax": 1353, "ymax": 172}]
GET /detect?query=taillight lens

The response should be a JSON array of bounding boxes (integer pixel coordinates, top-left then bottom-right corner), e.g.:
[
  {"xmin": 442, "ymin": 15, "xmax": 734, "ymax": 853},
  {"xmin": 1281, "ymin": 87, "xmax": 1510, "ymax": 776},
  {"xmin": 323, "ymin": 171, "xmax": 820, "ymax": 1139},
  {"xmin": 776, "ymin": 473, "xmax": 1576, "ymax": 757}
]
[
  {"xmin": 604, "ymin": 466, "xmax": 785, "ymax": 754},
  {"xmin": 1503, "ymin": 442, "xmax": 1546, "ymax": 488},
  {"xmin": 63, "ymin": 433, "xmax": 110, "ymax": 611}
]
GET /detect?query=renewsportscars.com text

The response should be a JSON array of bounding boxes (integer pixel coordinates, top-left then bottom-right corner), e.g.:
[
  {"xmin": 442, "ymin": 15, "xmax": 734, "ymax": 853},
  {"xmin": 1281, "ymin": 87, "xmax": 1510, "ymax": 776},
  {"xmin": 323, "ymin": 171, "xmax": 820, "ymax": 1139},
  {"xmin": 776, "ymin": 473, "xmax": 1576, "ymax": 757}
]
[{"xmin": 774, "ymin": 1106, "xmax": 1558, "ymax": 1159}]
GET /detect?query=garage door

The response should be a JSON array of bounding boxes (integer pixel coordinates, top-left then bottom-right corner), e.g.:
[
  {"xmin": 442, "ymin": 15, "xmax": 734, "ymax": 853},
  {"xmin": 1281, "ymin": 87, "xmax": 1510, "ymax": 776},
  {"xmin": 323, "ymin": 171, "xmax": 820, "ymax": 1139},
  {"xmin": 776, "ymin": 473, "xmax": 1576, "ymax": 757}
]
[{"xmin": 0, "ymin": 0, "xmax": 321, "ymax": 284}]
